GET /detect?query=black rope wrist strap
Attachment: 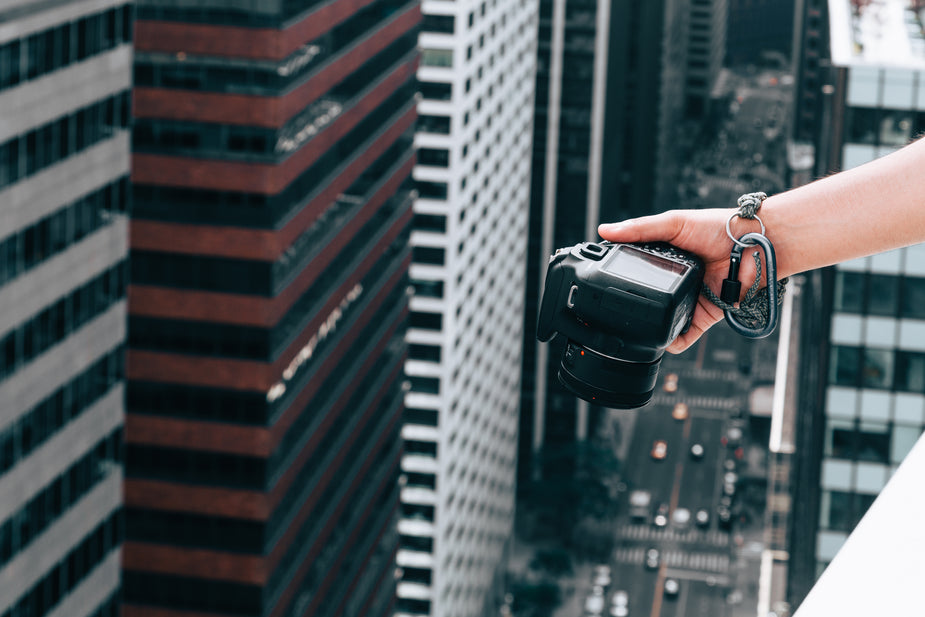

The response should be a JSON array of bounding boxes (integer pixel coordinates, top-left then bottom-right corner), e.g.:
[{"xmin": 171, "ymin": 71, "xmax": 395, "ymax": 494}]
[{"xmin": 702, "ymin": 192, "xmax": 788, "ymax": 337}]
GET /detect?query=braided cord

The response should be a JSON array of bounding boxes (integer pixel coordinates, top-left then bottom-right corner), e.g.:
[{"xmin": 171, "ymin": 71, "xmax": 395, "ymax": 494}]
[{"xmin": 703, "ymin": 192, "xmax": 788, "ymax": 329}]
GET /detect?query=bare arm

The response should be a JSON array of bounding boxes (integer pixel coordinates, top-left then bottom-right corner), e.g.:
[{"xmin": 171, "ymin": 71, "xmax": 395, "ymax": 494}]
[
  {"xmin": 598, "ymin": 136, "xmax": 925, "ymax": 352},
  {"xmin": 763, "ymin": 136, "xmax": 925, "ymax": 279}
]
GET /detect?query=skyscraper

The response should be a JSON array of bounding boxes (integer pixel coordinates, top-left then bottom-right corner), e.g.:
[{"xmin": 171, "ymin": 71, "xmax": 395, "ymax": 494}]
[
  {"xmin": 521, "ymin": 0, "xmax": 691, "ymax": 481},
  {"xmin": 811, "ymin": 0, "xmax": 925, "ymax": 585},
  {"xmin": 0, "ymin": 2, "xmax": 131, "ymax": 617},
  {"xmin": 124, "ymin": 2, "xmax": 420, "ymax": 616},
  {"xmin": 398, "ymin": 2, "xmax": 537, "ymax": 615}
]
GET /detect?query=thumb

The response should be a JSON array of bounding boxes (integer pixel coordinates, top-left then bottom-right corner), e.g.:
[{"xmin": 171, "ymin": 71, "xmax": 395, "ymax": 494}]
[{"xmin": 598, "ymin": 212, "xmax": 683, "ymax": 244}]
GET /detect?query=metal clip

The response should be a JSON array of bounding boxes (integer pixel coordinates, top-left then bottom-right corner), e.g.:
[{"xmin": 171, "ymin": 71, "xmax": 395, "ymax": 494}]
[{"xmin": 723, "ymin": 232, "xmax": 779, "ymax": 339}]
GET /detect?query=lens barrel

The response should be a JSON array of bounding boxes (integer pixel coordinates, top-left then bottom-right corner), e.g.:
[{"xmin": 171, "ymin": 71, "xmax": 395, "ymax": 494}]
[{"xmin": 557, "ymin": 341, "xmax": 661, "ymax": 409}]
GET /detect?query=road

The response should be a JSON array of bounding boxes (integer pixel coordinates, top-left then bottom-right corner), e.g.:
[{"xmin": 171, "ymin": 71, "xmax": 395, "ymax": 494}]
[{"xmin": 567, "ymin": 321, "xmax": 773, "ymax": 617}]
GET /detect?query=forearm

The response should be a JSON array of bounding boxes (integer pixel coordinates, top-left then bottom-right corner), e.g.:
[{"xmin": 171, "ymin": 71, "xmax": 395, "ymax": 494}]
[{"xmin": 762, "ymin": 136, "xmax": 925, "ymax": 279}]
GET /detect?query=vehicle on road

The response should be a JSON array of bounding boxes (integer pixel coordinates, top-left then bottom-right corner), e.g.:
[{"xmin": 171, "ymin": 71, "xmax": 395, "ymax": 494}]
[
  {"xmin": 584, "ymin": 591, "xmax": 605, "ymax": 615},
  {"xmin": 671, "ymin": 402, "xmax": 689, "ymax": 421},
  {"xmin": 593, "ymin": 564, "xmax": 611, "ymax": 590},
  {"xmin": 653, "ymin": 502, "xmax": 670, "ymax": 528},
  {"xmin": 650, "ymin": 440, "xmax": 668, "ymax": 461},
  {"xmin": 695, "ymin": 508, "xmax": 711, "ymax": 528},
  {"xmin": 644, "ymin": 547, "xmax": 660, "ymax": 570},
  {"xmin": 663, "ymin": 373, "xmax": 679, "ymax": 393},
  {"xmin": 689, "ymin": 443, "xmax": 705, "ymax": 459},
  {"xmin": 664, "ymin": 578, "xmax": 680, "ymax": 597},
  {"xmin": 610, "ymin": 590, "xmax": 629, "ymax": 617},
  {"xmin": 629, "ymin": 490, "xmax": 652, "ymax": 521},
  {"xmin": 671, "ymin": 507, "xmax": 691, "ymax": 530}
]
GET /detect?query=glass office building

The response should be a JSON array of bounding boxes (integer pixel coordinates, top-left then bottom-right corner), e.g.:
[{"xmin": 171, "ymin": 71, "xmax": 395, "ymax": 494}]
[
  {"xmin": 125, "ymin": 2, "xmax": 421, "ymax": 616},
  {"xmin": 815, "ymin": 0, "xmax": 925, "ymax": 577},
  {"xmin": 0, "ymin": 2, "xmax": 131, "ymax": 617}
]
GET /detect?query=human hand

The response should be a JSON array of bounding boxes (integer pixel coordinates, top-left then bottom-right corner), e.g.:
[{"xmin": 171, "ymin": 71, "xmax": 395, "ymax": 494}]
[{"xmin": 598, "ymin": 208, "xmax": 757, "ymax": 354}]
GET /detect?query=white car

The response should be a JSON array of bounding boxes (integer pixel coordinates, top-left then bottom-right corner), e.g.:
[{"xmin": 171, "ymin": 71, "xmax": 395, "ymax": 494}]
[
  {"xmin": 584, "ymin": 592, "xmax": 605, "ymax": 615},
  {"xmin": 610, "ymin": 590, "xmax": 629, "ymax": 617}
]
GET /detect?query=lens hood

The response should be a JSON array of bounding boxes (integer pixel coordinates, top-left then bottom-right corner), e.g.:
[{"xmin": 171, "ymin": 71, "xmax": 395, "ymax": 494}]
[{"xmin": 557, "ymin": 341, "xmax": 661, "ymax": 409}]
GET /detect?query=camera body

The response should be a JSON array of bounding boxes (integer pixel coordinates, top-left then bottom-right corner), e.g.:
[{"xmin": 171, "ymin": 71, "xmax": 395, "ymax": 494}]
[{"xmin": 537, "ymin": 240, "xmax": 704, "ymax": 408}]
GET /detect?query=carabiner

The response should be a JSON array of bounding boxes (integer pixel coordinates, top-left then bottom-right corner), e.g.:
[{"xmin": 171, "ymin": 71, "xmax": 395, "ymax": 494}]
[{"xmin": 724, "ymin": 231, "xmax": 779, "ymax": 339}]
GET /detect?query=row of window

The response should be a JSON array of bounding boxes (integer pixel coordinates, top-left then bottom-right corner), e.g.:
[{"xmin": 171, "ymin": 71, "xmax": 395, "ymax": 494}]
[
  {"xmin": 0, "ymin": 5, "xmax": 132, "ymax": 91},
  {"xmin": 828, "ymin": 422, "xmax": 891, "ymax": 465},
  {"xmin": 834, "ymin": 270, "xmax": 925, "ymax": 319},
  {"xmin": 846, "ymin": 106, "xmax": 925, "ymax": 148},
  {"xmin": 0, "ymin": 346, "xmax": 123, "ymax": 475},
  {"xmin": 830, "ymin": 344, "xmax": 925, "ymax": 392},
  {"xmin": 2, "ymin": 509, "xmax": 122, "ymax": 617},
  {"xmin": 0, "ymin": 91, "xmax": 131, "ymax": 189},
  {"xmin": 129, "ymin": 201, "xmax": 409, "ymax": 366},
  {"xmin": 0, "ymin": 429, "xmax": 122, "ymax": 567},
  {"xmin": 134, "ymin": 0, "xmax": 416, "ymax": 97},
  {"xmin": 0, "ymin": 261, "xmax": 127, "ymax": 381},
  {"xmin": 131, "ymin": 95, "xmax": 416, "ymax": 230},
  {"xmin": 135, "ymin": 33, "xmax": 416, "ymax": 164},
  {"xmin": 0, "ymin": 176, "xmax": 128, "ymax": 288}
]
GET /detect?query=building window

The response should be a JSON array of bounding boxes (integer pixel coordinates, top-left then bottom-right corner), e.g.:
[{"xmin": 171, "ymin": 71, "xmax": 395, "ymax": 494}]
[
  {"xmin": 412, "ymin": 246, "xmax": 446, "ymax": 266},
  {"xmin": 901, "ymin": 277, "xmax": 925, "ymax": 319},
  {"xmin": 413, "ymin": 213, "xmax": 447, "ymax": 233},
  {"xmin": 421, "ymin": 14, "xmax": 455, "ymax": 34},
  {"xmin": 417, "ymin": 147, "xmax": 450, "ymax": 168},
  {"xmin": 421, "ymin": 48, "xmax": 453, "ymax": 68},
  {"xmin": 416, "ymin": 180, "xmax": 448, "ymax": 200},
  {"xmin": 408, "ymin": 376, "xmax": 440, "ymax": 395},
  {"xmin": 411, "ymin": 279, "xmax": 443, "ymax": 298},
  {"xmin": 404, "ymin": 407, "xmax": 438, "ymax": 426},
  {"xmin": 417, "ymin": 114, "xmax": 451, "ymax": 135},
  {"xmin": 419, "ymin": 81, "xmax": 452, "ymax": 101},
  {"xmin": 861, "ymin": 348, "xmax": 893, "ymax": 389},
  {"xmin": 409, "ymin": 312, "xmax": 442, "ymax": 331},
  {"xmin": 834, "ymin": 270, "xmax": 865, "ymax": 313},
  {"xmin": 409, "ymin": 344, "xmax": 441, "ymax": 362},
  {"xmin": 404, "ymin": 440, "xmax": 438, "ymax": 457}
]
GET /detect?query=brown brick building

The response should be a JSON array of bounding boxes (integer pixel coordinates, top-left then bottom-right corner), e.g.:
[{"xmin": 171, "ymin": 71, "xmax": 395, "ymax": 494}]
[{"xmin": 122, "ymin": 2, "xmax": 420, "ymax": 616}]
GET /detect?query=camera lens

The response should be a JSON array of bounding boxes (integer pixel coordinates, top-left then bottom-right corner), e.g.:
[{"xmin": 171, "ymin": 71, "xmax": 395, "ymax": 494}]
[{"xmin": 558, "ymin": 341, "xmax": 661, "ymax": 409}]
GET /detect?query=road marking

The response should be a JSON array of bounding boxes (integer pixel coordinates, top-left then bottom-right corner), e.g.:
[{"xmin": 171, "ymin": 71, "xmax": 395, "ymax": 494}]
[
  {"xmin": 650, "ymin": 562, "xmax": 667, "ymax": 617},
  {"xmin": 669, "ymin": 417, "xmax": 692, "ymax": 513}
]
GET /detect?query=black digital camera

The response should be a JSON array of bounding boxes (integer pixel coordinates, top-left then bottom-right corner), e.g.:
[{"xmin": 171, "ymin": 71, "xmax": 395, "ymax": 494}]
[{"xmin": 536, "ymin": 241, "xmax": 705, "ymax": 408}]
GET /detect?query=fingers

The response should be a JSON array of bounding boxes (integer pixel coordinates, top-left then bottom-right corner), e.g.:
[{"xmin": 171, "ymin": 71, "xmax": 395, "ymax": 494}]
[{"xmin": 598, "ymin": 212, "xmax": 685, "ymax": 244}]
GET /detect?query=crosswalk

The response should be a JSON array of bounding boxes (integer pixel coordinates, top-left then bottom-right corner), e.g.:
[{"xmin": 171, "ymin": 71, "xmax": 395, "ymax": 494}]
[
  {"xmin": 617, "ymin": 524, "xmax": 730, "ymax": 547},
  {"xmin": 650, "ymin": 393, "xmax": 740, "ymax": 410},
  {"xmin": 613, "ymin": 546, "xmax": 731, "ymax": 573}
]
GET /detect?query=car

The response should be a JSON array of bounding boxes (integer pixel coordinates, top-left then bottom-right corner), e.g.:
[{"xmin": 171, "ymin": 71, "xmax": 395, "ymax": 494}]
[
  {"xmin": 723, "ymin": 426, "xmax": 743, "ymax": 447},
  {"xmin": 689, "ymin": 443, "xmax": 705, "ymax": 459},
  {"xmin": 717, "ymin": 505, "xmax": 733, "ymax": 529},
  {"xmin": 723, "ymin": 458, "xmax": 737, "ymax": 473},
  {"xmin": 584, "ymin": 592, "xmax": 605, "ymax": 615},
  {"xmin": 593, "ymin": 568, "xmax": 612, "ymax": 589},
  {"xmin": 653, "ymin": 502, "xmax": 670, "ymax": 528},
  {"xmin": 663, "ymin": 373, "xmax": 679, "ymax": 393},
  {"xmin": 664, "ymin": 578, "xmax": 680, "ymax": 597},
  {"xmin": 671, "ymin": 402, "xmax": 689, "ymax": 421},
  {"xmin": 610, "ymin": 590, "xmax": 629, "ymax": 617},
  {"xmin": 650, "ymin": 440, "xmax": 668, "ymax": 461},
  {"xmin": 671, "ymin": 507, "xmax": 691, "ymax": 529},
  {"xmin": 695, "ymin": 508, "xmax": 711, "ymax": 528},
  {"xmin": 644, "ymin": 547, "xmax": 660, "ymax": 570}
]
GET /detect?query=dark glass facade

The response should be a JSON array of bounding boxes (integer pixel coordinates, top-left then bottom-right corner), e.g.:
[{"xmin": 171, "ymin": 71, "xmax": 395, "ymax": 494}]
[
  {"xmin": 520, "ymin": 0, "xmax": 676, "ymax": 482},
  {"xmin": 125, "ymin": 2, "xmax": 420, "ymax": 617}
]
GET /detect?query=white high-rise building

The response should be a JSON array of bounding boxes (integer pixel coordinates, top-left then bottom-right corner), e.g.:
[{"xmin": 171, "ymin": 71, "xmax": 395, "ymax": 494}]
[{"xmin": 397, "ymin": 1, "xmax": 538, "ymax": 616}]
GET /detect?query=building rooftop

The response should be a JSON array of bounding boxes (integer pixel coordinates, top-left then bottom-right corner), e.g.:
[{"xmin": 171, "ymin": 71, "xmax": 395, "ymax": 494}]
[{"xmin": 829, "ymin": 0, "xmax": 925, "ymax": 67}]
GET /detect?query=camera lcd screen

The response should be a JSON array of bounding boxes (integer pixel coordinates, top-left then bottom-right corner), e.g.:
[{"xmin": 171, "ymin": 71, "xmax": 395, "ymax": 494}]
[{"xmin": 603, "ymin": 246, "xmax": 689, "ymax": 292}]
